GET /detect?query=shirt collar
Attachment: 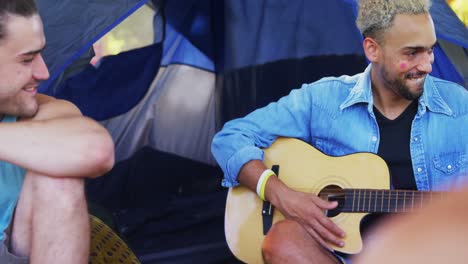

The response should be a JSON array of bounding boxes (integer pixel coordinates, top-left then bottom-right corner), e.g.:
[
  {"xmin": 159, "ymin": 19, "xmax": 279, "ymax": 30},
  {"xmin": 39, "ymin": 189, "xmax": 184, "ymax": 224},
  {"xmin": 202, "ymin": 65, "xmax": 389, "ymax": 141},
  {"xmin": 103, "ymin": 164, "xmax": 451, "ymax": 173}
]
[
  {"xmin": 418, "ymin": 76, "xmax": 453, "ymax": 116},
  {"xmin": 339, "ymin": 64, "xmax": 373, "ymax": 113},
  {"xmin": 339, "ymin": 64, "xmax": 453, "ymax": 116}
]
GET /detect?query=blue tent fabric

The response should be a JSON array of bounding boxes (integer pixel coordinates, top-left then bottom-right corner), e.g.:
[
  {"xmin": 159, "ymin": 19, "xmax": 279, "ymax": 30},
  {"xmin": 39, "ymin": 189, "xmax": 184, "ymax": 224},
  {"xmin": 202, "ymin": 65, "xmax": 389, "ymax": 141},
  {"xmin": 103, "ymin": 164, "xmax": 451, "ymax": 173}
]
[
  {"xmin": 432, "ymin": 43, "xmax": 464, "ymax": 86},
  {"xmin": 55, "ymin": 44, "xmax": 162, "ymax": 121},
  {"xmin": 160, "ymin": 0, "xmax": 221, "ymax": 72},
  {"xmin": 49, "ymin": 0, "xmax": 466, "ymax": 124},
  {"xmin": 430, "ymin": 0, "xmax": 468, "ymax": 48},
  {"xmin": 162, "ymin": 22, "xmax": 215, "ymax": 71},
  {"xmin": 37, "ymin": 0, "xmax": 150, "ymax": 92},
  {"xmin": 38, "ymin": 0, "xmax": 467, "ymax": 93},
  {"xmin": 223, "ymin": 0, "xmax": 363, "ymax": 71}
]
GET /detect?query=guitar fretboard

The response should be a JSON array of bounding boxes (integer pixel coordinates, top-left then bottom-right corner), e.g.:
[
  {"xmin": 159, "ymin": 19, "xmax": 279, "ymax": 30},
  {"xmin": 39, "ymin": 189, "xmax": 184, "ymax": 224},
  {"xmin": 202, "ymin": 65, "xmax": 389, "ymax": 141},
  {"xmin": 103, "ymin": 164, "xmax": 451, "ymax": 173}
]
[{"xmin": 340, "ymin": 189, "xmax": 443, "ymax": 213}]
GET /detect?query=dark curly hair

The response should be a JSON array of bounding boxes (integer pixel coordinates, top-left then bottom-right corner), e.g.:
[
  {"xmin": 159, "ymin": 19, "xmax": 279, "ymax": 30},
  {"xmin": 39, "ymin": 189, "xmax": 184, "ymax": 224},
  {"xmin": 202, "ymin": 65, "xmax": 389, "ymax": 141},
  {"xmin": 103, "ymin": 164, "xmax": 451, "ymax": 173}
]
[{"xmin": 0, "ymin": 0, "xmax": 38, "ymax": 42}]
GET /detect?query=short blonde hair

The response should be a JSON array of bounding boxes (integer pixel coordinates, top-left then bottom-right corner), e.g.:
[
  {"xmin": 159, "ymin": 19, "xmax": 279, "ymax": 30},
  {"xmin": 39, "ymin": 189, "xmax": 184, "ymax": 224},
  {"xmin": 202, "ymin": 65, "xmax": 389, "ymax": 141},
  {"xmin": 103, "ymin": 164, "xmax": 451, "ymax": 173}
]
[{"xmin": 356, "ymin": 0, "xmax": 432, "ymax": 43}]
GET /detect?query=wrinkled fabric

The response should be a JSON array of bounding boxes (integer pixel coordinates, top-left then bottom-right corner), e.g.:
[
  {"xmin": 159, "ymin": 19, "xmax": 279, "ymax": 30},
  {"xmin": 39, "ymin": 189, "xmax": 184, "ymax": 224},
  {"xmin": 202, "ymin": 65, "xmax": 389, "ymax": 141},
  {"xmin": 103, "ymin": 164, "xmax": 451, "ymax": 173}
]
[{"xmin": 212, "ymin": 64, "xmax": 468, "ymax": 190}]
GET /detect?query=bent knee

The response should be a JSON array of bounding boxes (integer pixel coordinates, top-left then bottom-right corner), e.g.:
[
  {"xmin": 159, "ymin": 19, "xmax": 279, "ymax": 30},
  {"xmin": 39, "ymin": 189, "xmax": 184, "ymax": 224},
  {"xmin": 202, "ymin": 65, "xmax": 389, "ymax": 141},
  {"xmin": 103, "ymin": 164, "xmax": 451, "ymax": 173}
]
[
  {"xmin": 262, "ymin": 220, "xmax": 339, "ymax": 264},
  {"xmin": 262, "ymin": 220, "xmax": 306, "ymax": 259}
]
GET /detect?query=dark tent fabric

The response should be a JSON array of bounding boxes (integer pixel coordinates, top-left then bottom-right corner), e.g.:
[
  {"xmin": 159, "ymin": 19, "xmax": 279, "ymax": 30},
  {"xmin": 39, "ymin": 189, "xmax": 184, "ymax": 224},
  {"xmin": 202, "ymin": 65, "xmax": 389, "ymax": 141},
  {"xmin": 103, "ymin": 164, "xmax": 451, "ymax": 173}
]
[
  {"xmin": 37, "ymin": 0, "xmax": 150, "ymax": 93},
  {"xmin": 430, "ymin": 0, "xmax": 468, "ymax": 48},
  {"xmin": 55, "ymin": 44, "xmax": 162, "ymax": 121},
  {"xmin": 222, "ymin": 0, "xmax": 364, "ymax": 71},
  {"xmin": 432, "ymin": 43, "xmax": 465, "ymax": 86},
  {"xmin": 49, "ymin": 0, "xmax": 466, "ymax": 123},
  {"xmin": 34, "ymin": 0, "xmax": 467, "ymax": 263},
  {"xmin": 85, "ymin": 148, "xmax": 239, "ymax": 263},
  {"xmin": 160, "ymin": 0, "xmax": 220, "ymax": 71}
]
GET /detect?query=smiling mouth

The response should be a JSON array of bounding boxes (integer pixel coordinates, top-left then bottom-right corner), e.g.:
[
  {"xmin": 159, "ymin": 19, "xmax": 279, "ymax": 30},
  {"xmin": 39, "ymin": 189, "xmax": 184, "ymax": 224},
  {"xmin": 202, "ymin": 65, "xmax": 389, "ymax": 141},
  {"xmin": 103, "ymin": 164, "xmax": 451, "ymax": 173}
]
[
  {"xmin": 23, "ymin": 86, "xmax": 38, "ymax": 94},
  {"xmin": 406, "ymin": 75, "xmax": 426, "ymax": 85}
]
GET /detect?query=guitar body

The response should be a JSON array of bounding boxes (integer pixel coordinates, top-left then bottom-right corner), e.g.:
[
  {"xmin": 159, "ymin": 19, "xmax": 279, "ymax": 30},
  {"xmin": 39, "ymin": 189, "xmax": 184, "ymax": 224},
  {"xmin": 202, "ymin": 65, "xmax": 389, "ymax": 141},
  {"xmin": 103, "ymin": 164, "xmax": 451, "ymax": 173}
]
[{"xmin": 225, "ymin": 138, "xmax": 391, "ymax": 264}]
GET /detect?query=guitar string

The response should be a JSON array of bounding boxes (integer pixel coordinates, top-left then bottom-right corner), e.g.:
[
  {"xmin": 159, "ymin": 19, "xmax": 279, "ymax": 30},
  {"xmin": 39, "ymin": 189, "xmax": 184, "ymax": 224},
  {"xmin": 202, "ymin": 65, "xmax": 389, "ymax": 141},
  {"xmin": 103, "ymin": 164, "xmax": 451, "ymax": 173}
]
[
  {"xmin": 328, "ymin": 193, "xmax": 440, "ymax": 196},
  {"xmin": 323, "ymin": 194, "xmax": 442, "ymax": 199},
  {"xmin": 304, "ymin": 192, "xmax": 442, "ymax": 197},
  {"xmin": 336, "ymin": 192, "xmax": 433, "ymax": 211}
]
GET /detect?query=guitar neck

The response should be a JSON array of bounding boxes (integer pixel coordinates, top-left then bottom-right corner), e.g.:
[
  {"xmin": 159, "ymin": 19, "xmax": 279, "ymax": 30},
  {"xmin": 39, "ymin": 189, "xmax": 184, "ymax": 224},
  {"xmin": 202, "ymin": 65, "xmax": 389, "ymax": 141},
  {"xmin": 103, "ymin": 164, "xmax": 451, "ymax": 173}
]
[{"xmin": 340, "ymin": 189, "xmax": 444, "ymax": 213}]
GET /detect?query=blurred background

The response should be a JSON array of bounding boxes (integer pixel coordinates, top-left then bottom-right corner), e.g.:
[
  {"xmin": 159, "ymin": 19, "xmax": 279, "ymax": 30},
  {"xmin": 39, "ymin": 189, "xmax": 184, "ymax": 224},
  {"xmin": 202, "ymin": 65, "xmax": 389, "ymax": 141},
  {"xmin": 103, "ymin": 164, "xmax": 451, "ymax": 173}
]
[
  {"xmin": 92, "ymin": 0, "xmax": 467, "ymax": 64},
  {"xmin": 91, "ymin": 4, "xmax": 155, "ymax": 65}
]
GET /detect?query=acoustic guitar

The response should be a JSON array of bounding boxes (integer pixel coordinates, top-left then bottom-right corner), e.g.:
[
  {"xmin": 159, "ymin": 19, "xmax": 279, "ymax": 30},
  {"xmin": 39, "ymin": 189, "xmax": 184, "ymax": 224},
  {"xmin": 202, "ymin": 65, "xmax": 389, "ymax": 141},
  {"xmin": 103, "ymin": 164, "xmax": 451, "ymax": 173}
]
[{"xmin": 225, "ymin": 138, "xmax": 443, "ymax": 264}]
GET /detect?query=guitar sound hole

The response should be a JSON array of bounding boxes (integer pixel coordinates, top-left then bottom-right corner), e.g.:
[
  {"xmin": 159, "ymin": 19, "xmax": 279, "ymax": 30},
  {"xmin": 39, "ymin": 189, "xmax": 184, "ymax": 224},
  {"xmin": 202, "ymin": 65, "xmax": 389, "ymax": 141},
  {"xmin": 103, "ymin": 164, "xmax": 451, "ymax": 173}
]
[{"xmin": 319, "ymin": 185, "xmax": 345, "ymax": 217}]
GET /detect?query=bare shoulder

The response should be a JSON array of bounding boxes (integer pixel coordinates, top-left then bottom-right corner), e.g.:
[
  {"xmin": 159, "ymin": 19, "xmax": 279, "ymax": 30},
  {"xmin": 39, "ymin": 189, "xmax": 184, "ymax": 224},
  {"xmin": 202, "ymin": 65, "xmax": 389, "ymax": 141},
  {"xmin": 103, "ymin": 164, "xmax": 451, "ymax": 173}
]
[
  {"xmin": 36, "ymin": 93, "xmax": 55, "ymax": 104},
  {"xmin": 25, "ymin": 94, "xmax": 82, "ymax": 121}
]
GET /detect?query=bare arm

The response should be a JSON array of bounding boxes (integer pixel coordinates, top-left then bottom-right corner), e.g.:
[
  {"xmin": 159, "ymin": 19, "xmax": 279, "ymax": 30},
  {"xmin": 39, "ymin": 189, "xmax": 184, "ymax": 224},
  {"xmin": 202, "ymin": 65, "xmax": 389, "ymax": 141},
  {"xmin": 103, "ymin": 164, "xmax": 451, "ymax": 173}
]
[
  {"xmin": 238, "ymin": 160, "xmax": 345, "ymax": 250},
  {"xmin": 0, "ymin": 94, "xmax": 114, "ymax": 178},
  {"xmin": 213, "ymin": 85, "xmax": 345, "ymax": 249}
]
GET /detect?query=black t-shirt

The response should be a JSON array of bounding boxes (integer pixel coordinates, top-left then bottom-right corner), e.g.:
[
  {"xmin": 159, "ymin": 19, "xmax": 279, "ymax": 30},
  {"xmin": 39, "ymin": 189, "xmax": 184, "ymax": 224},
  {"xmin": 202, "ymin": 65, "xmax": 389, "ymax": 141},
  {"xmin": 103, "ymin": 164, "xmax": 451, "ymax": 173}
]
[
  {"xmin": 360, "ymin": 100, "xmax": 418, "ymax": 236},
  {"xmin": 374, "ymin": 100, "xmax": 418, "ymax": 190}
]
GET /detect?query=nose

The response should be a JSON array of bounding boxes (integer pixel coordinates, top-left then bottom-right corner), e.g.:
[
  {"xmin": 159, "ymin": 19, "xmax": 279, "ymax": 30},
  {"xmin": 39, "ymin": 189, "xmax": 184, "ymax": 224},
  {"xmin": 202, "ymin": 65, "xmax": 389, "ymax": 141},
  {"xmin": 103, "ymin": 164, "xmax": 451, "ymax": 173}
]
[
  {"xmin": 32, "ymin": 54, "xmax": 50, "ymax": 81},
  {"xmin": 417, "ymin": 50, "xmax": 434, "ymax": 74}
]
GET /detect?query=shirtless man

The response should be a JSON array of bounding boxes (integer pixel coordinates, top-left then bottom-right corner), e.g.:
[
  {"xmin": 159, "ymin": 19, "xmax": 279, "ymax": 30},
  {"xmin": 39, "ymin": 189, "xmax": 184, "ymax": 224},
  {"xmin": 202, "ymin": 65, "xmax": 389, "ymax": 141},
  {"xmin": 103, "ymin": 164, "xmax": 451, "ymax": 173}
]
[{"xmin": 0, "ymin": 0, "xmax": 115, "ymax": 263}]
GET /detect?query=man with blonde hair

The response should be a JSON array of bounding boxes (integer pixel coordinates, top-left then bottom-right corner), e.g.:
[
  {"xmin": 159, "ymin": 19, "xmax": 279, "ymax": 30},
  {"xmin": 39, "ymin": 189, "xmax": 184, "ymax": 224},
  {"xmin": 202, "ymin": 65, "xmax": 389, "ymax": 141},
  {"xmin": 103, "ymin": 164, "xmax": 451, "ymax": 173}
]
[
  {"xmin": 212, "ymin": 0, "xmax": 467, "ymax": 263},
  {"xmin": 0, "ymin": 0, "xmax": 115, "ymax": 263}
]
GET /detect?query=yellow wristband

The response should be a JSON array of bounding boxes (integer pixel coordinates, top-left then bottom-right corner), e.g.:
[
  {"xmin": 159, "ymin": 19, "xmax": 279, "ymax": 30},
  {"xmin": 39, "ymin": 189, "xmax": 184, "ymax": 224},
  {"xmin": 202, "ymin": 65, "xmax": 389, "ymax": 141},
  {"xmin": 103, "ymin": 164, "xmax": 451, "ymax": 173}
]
[{"xmin": 256, "ymin": 169, "xmax": 276, "ymax": 201}]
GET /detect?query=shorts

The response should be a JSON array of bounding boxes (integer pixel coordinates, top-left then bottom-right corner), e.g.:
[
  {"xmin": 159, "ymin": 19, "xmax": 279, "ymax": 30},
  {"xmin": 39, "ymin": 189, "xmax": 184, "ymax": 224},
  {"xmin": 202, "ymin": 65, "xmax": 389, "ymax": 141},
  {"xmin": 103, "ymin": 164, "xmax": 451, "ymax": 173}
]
[{"xmin": 0, "ymin": 224, "xmax": 29, "ymax": 264}]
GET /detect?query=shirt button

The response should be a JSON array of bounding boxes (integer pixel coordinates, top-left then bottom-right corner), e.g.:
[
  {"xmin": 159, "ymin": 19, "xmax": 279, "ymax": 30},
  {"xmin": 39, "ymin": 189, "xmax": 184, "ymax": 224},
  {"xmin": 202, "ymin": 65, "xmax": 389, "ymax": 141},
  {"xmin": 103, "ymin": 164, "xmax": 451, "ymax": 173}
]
[
  {"xmin": 371, "ymin": 136, "xmax": 377, "ymax": 142},
  {"xmin": 447, "ymin": 165, "xmax": 452, "ymax": 170},
  {"xmin": 414, "ymin": 137, "xmax": 418, "ymax": 141},
  {"xmin": 417, "ymin": 167, "xmax": 422, "ymax": 173}
]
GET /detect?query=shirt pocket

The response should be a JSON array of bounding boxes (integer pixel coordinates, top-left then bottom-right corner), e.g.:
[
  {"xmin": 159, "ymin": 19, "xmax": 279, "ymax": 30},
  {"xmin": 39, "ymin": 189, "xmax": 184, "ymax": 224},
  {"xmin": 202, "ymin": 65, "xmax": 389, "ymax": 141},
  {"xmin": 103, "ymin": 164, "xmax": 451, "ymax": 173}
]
[
  {"xmin": 432, "ymin": 152, "xmax": 467, "ymax": 189},
  {"xmin": 433, "ymin": 152, "xmax": 466, "ymax": 174}
]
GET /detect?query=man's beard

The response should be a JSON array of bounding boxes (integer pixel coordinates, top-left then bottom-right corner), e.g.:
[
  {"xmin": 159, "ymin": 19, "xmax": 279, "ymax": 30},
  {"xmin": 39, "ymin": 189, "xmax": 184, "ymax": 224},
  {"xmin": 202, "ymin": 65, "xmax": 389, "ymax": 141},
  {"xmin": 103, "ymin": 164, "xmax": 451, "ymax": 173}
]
[
  {"xmin": 382, "ymin": 67, "xmax": 425, "ymax": 101},
  {"xmin": 0, "ymin": 96, "xmax": 38, "ymax": 118}
]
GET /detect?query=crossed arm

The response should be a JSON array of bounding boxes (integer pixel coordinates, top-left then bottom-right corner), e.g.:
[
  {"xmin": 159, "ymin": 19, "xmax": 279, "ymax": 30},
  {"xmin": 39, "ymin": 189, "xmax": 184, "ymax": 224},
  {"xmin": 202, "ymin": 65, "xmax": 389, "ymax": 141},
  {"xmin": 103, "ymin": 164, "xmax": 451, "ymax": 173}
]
[{"xmin": 0, "ymin": 94, "xmax": 115, "ymax": 178}]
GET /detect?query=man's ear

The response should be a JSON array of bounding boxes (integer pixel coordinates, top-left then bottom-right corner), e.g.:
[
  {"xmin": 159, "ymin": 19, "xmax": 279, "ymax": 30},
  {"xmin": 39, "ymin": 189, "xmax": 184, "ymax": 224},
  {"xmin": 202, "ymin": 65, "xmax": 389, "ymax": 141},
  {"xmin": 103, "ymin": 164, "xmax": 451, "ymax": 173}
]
[{"xmin": 362, "ymin": 37, "xmax": 380, "ymax": 63}]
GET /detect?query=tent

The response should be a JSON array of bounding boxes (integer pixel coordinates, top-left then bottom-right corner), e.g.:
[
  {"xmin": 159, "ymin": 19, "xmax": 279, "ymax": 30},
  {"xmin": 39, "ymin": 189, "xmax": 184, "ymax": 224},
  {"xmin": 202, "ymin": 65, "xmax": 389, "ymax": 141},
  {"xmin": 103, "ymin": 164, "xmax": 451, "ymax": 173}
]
[{"xmin": 36, "ymin": 0, "xmax": 467, "ymax": 263}]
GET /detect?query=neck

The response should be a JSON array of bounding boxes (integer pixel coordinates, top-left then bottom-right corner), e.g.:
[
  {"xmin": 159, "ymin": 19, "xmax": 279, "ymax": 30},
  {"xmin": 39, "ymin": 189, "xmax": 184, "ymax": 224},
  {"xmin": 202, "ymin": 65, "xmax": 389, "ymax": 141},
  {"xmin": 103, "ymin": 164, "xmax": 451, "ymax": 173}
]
[{"xmin": 371, "ymin": 68, "xmax": 413, "ymax": 120}]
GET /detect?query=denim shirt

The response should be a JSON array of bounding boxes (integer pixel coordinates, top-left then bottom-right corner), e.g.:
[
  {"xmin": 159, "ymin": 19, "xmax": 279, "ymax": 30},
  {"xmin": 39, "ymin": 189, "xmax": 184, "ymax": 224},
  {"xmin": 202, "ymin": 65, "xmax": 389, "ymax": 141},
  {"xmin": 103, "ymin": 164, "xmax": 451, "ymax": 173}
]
[{"xmin": 212, "ymin": 64, "xmax": 468, "ymax": 191}]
